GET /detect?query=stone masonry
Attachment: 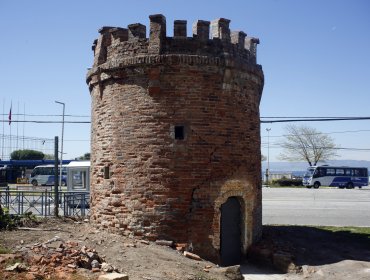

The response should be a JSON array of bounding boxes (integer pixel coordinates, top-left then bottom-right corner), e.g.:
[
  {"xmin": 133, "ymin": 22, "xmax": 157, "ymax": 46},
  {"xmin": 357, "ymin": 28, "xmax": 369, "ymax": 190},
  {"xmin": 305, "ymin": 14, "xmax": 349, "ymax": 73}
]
[{"xmin": 87, "ymin": 14, "xmax": 264, "ymax": 263}]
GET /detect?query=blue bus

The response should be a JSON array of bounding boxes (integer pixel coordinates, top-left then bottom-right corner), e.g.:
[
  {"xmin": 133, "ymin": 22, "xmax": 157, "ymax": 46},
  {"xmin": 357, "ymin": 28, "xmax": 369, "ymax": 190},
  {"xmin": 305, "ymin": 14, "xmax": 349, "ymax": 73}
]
[
  {"xmin": 0, "ymin": 160, "xmax": 71, "ymax": 185},
  {"xmin": 303, "ymin": 165, "xmax": 368, "ymax": 189}
]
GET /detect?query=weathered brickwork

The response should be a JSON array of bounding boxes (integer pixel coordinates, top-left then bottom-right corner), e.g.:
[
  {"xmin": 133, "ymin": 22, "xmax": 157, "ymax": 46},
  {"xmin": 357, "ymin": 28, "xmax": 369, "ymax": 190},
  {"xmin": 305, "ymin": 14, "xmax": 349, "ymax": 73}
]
[{"xmin": 87, "ymin": 14, "xmax": 264, "ymax": 263}]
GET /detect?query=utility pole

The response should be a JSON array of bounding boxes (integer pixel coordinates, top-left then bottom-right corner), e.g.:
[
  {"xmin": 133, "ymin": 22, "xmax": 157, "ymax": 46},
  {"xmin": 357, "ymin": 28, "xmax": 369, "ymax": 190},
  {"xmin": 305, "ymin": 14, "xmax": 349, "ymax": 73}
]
[
  {"xmin": 55, "ymin": 101, "xmax": 65, "ymax": 189},
  {"xmin": 54, "ymin": 136, "xmax": 59, "ymax": 217}
]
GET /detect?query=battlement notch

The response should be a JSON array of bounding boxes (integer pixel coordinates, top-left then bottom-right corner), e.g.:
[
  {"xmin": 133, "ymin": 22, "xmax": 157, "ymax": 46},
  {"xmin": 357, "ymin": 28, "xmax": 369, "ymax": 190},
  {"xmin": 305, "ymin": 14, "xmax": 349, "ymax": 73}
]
[
  {"xmin": 192, "ymin": 20, "xmax": 210, "ymax": 41},
  {"xmin": 110, "ymin": 27, "xmax": 128, "ymax": 44},
  {"xmin": 211, "ymin": 18, "xmax": 231, "ymax": 42},
  {"xmin": 128, "ymin": 23, "xmax": 146, "ymax": 41},
  {"xmin": 231, "ymin": 31, "xmax": 247, "ymax": 48},
  {"xmin": 245, "ymin": 37, "xmax": 260, "ymax": 61}
]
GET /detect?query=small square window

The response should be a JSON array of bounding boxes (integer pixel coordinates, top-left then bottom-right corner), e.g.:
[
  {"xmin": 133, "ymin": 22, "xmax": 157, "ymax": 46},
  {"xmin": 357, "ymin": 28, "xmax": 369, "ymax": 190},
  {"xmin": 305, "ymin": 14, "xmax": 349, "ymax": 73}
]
[{"xmin": 175, "ymin": 126, "xmax": 185, "ymax": 140}]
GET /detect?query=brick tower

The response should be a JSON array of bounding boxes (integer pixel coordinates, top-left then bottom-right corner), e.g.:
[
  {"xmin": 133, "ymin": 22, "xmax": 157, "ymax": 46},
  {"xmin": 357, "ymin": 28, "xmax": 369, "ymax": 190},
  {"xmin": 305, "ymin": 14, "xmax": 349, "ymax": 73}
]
[{"xmin": 87, "ymin": 14, "xmax": 264, "ymax": 264}]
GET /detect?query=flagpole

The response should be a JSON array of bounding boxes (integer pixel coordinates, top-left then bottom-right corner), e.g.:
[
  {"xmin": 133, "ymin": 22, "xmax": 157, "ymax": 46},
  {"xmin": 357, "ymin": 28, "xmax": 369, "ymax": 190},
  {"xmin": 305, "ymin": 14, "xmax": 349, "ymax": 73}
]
[
  {"xmin": 16, "ymin": 101, "xmax": 19, "ymax": 150},
  {"xmin": 1, "ymin": 99, "xmax": 4, "ymax": 159},
  {"xmin": 23, "ymin": 103, "xmax": 25, "ymax": 150},
  {"xmin": 9, "ymin": 101, "xmax": 12, "ymax": 159}
]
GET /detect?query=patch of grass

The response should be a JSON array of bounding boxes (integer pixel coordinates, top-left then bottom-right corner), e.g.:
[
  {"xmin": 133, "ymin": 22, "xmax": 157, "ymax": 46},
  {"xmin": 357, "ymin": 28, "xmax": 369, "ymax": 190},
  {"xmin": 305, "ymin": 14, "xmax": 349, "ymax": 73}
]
[
  {"xmin": 0, "ymin": 245, "xmax": 11, "ymax": 254},
  {"xmin": 318, "ymin": 226, "xmax": 370, "ymax": 237},
  {"xmin": 2, "ymin": 257, "xmax": 23, "ymax": 267}
]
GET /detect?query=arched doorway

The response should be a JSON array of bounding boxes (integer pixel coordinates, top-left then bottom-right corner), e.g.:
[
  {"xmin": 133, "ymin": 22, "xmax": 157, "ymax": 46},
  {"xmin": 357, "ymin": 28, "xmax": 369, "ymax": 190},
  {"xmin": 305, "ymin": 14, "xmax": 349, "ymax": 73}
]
[{"xmin": 220, "ymin": 196, "xmax": 242, "ymax": 266}]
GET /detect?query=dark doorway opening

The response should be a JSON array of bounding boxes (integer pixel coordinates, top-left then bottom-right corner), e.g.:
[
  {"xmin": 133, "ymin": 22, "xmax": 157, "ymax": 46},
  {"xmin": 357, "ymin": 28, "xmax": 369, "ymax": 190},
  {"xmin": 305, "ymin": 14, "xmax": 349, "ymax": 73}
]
[{"xmin": 220, "ymin": 196, "xmax": 242, "ymax": 266}]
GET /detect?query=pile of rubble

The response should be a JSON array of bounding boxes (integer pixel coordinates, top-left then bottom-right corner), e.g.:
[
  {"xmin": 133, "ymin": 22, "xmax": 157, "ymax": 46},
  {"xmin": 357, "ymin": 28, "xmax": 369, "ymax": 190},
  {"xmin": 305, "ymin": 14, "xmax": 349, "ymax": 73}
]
[
  {"xmin": 1, "ymin": 230, "xmax": 243, "ymax": 280},
  {"xmin": 2, "ymin": 236, "xmax": 128, "ymax": 279}
]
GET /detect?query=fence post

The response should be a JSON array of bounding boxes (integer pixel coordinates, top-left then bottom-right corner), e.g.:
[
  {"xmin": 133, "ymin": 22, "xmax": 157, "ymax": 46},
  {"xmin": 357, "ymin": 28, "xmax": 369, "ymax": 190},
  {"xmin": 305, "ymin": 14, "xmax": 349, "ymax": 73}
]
[{"xmin": 54, "ymin": 136, "xmax": 59, "ymax": 217}]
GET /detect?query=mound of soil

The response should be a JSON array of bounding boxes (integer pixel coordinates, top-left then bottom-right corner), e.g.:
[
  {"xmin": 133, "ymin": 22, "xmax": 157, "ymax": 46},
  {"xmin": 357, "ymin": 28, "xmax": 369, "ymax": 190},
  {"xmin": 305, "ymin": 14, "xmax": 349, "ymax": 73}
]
[{"xmin": 0, "ymin": 218, "xmax": 242, "ymax": 280}]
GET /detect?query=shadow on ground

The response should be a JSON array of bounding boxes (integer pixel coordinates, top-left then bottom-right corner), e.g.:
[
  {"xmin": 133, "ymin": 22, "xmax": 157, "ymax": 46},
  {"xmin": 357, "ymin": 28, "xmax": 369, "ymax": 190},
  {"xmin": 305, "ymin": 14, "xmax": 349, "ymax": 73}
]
[{"xmin": 250, "ymin": 225, "xmax": 370, "ymax": 268}]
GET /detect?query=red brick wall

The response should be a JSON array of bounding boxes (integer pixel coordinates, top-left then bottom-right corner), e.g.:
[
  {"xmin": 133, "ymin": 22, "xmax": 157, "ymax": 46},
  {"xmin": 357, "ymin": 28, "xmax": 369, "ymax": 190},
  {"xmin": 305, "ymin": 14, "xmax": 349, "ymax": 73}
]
[{"xmin": 87, "ymin": 15, "xmax": 264, "ymax": 262}]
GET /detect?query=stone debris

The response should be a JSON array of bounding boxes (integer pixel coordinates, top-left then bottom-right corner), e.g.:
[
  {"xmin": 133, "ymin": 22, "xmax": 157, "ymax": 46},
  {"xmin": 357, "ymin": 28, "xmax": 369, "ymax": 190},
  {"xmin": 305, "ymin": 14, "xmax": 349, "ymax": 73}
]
[
  {"xmin": 98, "ymin": 272, "xmax": 129, "ymax": 280},
  {"xmin": 248, "ymin": 241, "xmax": 298, "ymax": 273},
  {"xmin": 44, "ymin": 235, "xmax": 63, "ymax": 244},
  {"xmin": 140, "ymin": 240, "xmax": 150, "ymax": 245},
  {"xmin": 175, "ymin": 242, "xmax": 187, "ymax": 252},
  {"xmin": 7, "ymin": 238, "xmax": 118, "ymax": 279},
  {"xmin": 123, "ymin": 242, "xmax": 136, "ymax": 248},
  {"xmin": 5, "ymin": 262, "xmax": 28, "ymax": 272},
  {"xmin": 0, "ymin": 253, "xmax": 22, "ymax": 264},
  {"xmin": 302, "ymin": 265, "xmax": 316, "ymax": 278},
  {"xmin": 221, "ymin": 265, "xmax": 244, "ymax": 280},
  {"xmin": 101, "ymin": 262, "xmax": 115, "ymax": 272},
  {"xmin": 273, "ymin": 251, "xmax": 296, "ymax": 272},
  {"xmin": 91, "ymin": 259, "xmax": 101, "ymax": 268},
  {"xmin": 183, "ymin": 251, "xmax": 202, "ymax": 261},
  {"xmin": 155, "ymin": 240, "xmax": 174, "ymax": 247}
]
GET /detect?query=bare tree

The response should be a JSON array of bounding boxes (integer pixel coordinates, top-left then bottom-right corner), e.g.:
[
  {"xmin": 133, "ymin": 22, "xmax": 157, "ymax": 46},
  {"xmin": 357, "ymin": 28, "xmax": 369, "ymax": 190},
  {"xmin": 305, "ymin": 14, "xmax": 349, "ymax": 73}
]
[{"xmin": 279, "ymin": 124, "xmax": 338, "ymax": 166}]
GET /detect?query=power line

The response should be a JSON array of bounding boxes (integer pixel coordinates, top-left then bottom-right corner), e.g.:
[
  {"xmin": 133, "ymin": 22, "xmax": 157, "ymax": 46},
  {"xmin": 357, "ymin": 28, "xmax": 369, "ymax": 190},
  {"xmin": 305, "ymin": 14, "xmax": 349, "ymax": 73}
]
[
  {"xmin": 3, "ymin": 117, "xmax": 370, "ymax": 125},
  {"xmin": 64, "ymin": 139, "xmax": 90, "ymax": 142},
  {"xmin": 334, "ymin": 147, "xmax": 370, "ymax": 151},
  {"xmin": 3, "ymin": 114, "xmax": 368, "ymax": 120},
  {"xmin": 260, "ymin": 116, "xmax": 368, "ymax": 119},
  {"xmin": 0, "ymin": 134, "xmax": 88, "ymax": 142},
  {"xmin": 0, "ymin": 133, "xmax": 53, "ymax": 142},
  {"xmin": 0, "ymin": 120, "xmax": 90, "ymax": 124},
  {"xmin": 261, "ymin": 129, "xmax": 370, "ymax": 138},
  {"xmin": 261, "ymin": 117, "xmax": 370, "ymax": 123},
  {"xmin": 0, "ymin": 113, "xmax": 90, "ymax": 118},
  {"xmin": 261, "ymin": 142, "xmax": 370, "ymax": 152}
]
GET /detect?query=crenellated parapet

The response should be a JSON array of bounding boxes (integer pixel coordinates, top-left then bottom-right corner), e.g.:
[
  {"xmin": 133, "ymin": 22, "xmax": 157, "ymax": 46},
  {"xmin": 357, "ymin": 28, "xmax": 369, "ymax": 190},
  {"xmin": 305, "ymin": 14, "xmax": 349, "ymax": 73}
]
[{"xmin": 87, "ymin": 14, "xmax": 261, "ymax": 85}]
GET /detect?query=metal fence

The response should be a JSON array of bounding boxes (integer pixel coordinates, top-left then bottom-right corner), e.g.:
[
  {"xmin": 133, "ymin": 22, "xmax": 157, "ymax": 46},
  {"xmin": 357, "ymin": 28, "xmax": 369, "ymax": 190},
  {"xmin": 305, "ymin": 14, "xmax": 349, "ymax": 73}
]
[{"xmin": 0, "ymin": 187, "xmax": 90, "ymax": 217}]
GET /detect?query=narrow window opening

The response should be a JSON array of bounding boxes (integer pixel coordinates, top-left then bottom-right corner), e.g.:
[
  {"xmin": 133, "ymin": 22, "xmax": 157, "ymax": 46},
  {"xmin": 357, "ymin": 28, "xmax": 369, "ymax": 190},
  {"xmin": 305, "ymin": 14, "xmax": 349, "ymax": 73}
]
[
  {"xmin": 104, "ymin": 166, "xmax": 110, "ymax": 179},
  {"xmin": 175, "ymin": 126, "xmax": 185, "ymax": 140}
]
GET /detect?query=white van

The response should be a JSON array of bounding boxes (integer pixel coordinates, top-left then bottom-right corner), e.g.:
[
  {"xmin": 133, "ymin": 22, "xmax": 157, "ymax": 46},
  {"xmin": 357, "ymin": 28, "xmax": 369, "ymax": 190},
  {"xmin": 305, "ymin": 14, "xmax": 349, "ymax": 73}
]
[{"xmin": 30, "ymin": 165, "xmax": 67, "ymax": 186}]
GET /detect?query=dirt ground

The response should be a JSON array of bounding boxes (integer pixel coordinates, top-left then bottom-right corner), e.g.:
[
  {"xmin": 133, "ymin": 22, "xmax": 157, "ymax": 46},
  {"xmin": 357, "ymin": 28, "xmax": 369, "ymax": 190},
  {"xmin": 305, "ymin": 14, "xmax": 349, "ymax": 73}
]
[
  {"xmin": 1, "ymin": 218, "xmax": 370, "ymax": 280},
  {"xmin": 0, "ymin": 218, "xmax": 242, "ymax": 280}
]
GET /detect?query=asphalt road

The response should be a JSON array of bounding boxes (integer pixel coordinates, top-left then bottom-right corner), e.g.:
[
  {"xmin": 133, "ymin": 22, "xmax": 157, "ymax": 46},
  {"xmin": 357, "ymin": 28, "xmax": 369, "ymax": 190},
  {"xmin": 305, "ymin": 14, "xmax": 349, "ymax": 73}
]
[{"xmin": 263, "ymin": 187, "xmax": 370, "ymax": 227}]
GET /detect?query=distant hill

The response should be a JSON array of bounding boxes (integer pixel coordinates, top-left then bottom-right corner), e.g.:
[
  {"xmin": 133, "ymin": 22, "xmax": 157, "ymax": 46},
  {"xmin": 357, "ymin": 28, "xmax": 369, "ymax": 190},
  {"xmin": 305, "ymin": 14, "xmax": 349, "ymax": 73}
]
[{"xmin": 262, "ymin": 160, "xmax": 370, "ymax": 172}]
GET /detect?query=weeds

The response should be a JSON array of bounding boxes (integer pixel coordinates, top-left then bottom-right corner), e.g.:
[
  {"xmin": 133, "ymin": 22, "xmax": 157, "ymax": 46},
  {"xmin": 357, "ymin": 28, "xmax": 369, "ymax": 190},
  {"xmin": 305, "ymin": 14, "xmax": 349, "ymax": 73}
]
[
  {"xmin": 0, "ymin": 245, "xmax": 11, "ymax": 254},
  {"xmin": 318, "ymin": 226, "xmax": 370, "ymax": 237},
  {"xmin": 0, "ymin": 205, "xmax": 38, "ymax": 230}
]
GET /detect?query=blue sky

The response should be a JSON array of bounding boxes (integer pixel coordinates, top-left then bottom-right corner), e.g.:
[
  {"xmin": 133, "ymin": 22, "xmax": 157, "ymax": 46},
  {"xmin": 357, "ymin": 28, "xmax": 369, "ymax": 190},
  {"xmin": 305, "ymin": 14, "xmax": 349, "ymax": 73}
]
[{"xmin": 0, "ymin": 0, "xmax": 369, "ymax": 161}]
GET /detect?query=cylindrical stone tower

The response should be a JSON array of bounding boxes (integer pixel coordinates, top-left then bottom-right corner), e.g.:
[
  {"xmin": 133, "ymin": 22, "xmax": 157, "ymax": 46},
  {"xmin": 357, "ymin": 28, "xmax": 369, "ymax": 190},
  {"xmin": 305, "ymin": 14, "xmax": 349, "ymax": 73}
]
[{"xmin": 87, "ymin": 14, "xmax": 264, "ymax": 264}]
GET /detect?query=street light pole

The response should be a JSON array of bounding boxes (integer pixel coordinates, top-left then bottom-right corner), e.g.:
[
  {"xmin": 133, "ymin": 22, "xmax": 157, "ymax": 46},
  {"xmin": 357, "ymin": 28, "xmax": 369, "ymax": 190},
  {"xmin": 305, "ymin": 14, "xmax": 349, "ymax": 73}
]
[
  {"xmin": 266, "ymin": 128, "xmax": 271, "ymax": 186},
  {"xmin": 55, "ymin": 101, "xmax": 65, "ymax": 189}
]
